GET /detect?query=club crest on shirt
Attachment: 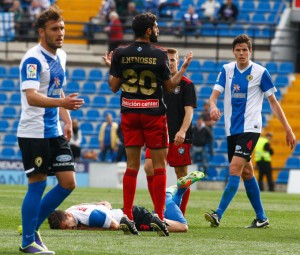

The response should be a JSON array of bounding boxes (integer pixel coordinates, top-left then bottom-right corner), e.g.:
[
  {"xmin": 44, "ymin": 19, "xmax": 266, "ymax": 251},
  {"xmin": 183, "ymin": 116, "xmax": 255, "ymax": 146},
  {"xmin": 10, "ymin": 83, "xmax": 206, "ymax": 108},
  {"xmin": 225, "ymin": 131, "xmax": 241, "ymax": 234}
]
[
  {"xmin": 26, "ymin": 64, "xmax": 37, "ymax": 78},
  {"xmin": 173, "ymin": 86, "xmax": 180, "ymax": 94},
  {"xmin": 137, "ymin": 46, "xmax": 142, "ymax": 52},
  {"xmin": 246, "ymin": 74, "xmax": 253, "ymax": 81},
  {"xmin": 178, "ymin": 147, "xmax": 185, "ymax": 155}
]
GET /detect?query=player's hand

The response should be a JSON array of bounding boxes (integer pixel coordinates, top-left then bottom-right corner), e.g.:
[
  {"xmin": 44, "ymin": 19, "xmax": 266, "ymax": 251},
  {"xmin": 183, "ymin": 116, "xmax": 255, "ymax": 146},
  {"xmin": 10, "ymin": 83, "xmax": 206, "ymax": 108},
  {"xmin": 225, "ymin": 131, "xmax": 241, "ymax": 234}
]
[
  {"xmin": 210, "ymin": 106, "xmax": 221, "ymax": 121},
  {"xmin": 286, "ymin": 129, "xmax": 296, "ymax": 150},
  {"xmin": 62, "ymin": 93, "xmax": 84, "ymax": 110},
  {"xmin": 63, "ymin": 122, "xmax": 72, "ymax": 142},
  {"xmin": 181, "ymin": 51, "xmax": 193, "ymax": 70},
  {"xmin": 102, "ymin": 51, "xmax": 113, "ymax": 67},
  {"xmin": 174, "ymin": 130, "xmax": 186, "ymax": 146}
]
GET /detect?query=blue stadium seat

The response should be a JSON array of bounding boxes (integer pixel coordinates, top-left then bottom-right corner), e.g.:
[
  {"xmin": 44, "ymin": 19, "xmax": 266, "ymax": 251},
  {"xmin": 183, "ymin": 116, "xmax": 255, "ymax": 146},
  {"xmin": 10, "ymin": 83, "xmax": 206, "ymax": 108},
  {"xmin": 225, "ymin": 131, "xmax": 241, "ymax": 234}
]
[
  {"xmin": 70, "ymin": 109, "xmax": 84, "ymax": 120},
  {"xmin": 85, "ymin": 109, "xmax": 101, "ymax": 121},
  {"xmin": 0, "ymin": 93, "xmax": 8, "ymax": 104},
  {"xmin": 99, "ymin": 82, "xmax": 112, "ymax": 94},
  {"xmin": 236, "ymin": 13, "xmax": 250, "ymax": 23},
  {"xmin": 1, "ymin": 106, "xmax": 17, "ymax": 118},
  {"xmin": 278, "ymin": 62, "xmax": 294, "ymax": 75},
  {"xmin": 91, "ymin": 95, "xmax": 107, "ymax": 108},
  {"xmin": 267, "ymin": 13, "xmax": 279, "ymax": 24},
  {"xmin": 0, "ymin": 66, "xmax": 7, "ymax": 78},
  {"xmin": 65, "ymin": 81, "xmax": 80, "ymax": 93},
  {"xmin": 230, "ymin": 24, "xmax": 245, "ymax": 37},
  {"xmin": 0, "ymin": 147, "xmax": 15, "ymax": 159},
  {"xmin": 198, "ymin": 86, "xmax": 213, "ymax": 99},
  {"xmin": 262, "ymin": 100, "xmax": 271, "ymax": 114},
  {"xmin": 7, "ymin": 66, "xmax": 19, "ymax": 79},
  {"xmin": 70, "ymin": 68, "xmax": 86, "ymax": 81},
  {"xmin": 9, "ymin": 93, "xmax": 21, "ymax": 105},
  {"xmin": 261, "ymin": 26, "xmax": 275, "ymax": 39},
  {"xmin": 247, "ymin": 25, "xmax": 261, "ymax": 38},
  {"xmin": 256, "ymin": 2, "xmax": 271, "ymax": 13},
  {"xmin": 79, "ymin": 95, "xmax": 91, "ymax": 107},
  {"xmin": 251, "ymin": 13, "xmax": 267, "ymax": 24},
  {"xmin": 201, "ymin": 60, "xmax": 216, "ymax": 72},
  {"xmin": 201, "ymin": 23, "xmax": 217, "ymax": 36},
  {"xmin": 206, "ymin": 73, "xmax": 218, "ymax": 85},
  {"xmin": 210, "ymin": 154, "xmax": 228, "ymax": 166},
  {"xmin": 102, "ymin": 109, "xmax": 118, "ymax": 121},
  {"xmin": 274, "ymin": 75, "xmax": 289, "ymax": 88},
  {"xmin": 216, "ymin": 140, "xmax": 227, "ymax": 153},
  {"xmin": 213, "ymin": 127, "xmax": 226, "ymax": 139},
  {"xmin": 217, "ymin": 168, "xmax": 229, "ymax": 181},
  {"xmin": 10, "ymin": 120, "xmax": 19, "ymax": 132},
  {"xmin": 16, "ymin": 149, "xmax": 22, "ymax": 160},
  {"xmin": 275, "ymin": 170, "xmax": 289, "ymax": 184},
  {"xmin": 88, "ymin": 136, "xmax": 100, "ymax": 149},
  {"xmin": 217, "ymin": 23, "xmax": 231, "ymax": 37},
  {"xmin": 2, "ymin": 134, "xmax": 18, "ymax": 146},
  {"xmin": 80, "ymin": 122, "xmax": 95, "ymax": 135},
  {"xmin": 0, "ymin": 79, "xmax": 15, "ymax": 91},
  {"xmin": 190, "ymin": 73, "xmax": 204, "ymax": 85},
  {"xmin": 81, "ymin": 82, "xmax": 97, "ymax": 94},
  {"xmin": 293, "ymin": 144, "xmax": 300, "ymax": 156},
  {"xmin": 87, "ymin": 68, "xmax": 102, "ymax": 81},
  {"xmin": 108, "ymin": 96, "xmax": 120, "ymax": 108},
  {"xmin": 187, "ymin": 60, "xmax": 201, "ymax": 72},
  {"xmin": 265, "ymin": 62, "xmax": 278, "ymax": 75},
  {"xmin": 285, "ymin": 157, "xmax": 300, "ymax": 169},
  {"xmin": 204, "ymin": 167, "xmax": 218, "ymax": 181},
  {"xmin": 240, "ymin": 1, "xmax": 255, "ymax": 13},
  {"xmin": 0, "ymin": 119, "xmax": 10, "ymax": 132}
]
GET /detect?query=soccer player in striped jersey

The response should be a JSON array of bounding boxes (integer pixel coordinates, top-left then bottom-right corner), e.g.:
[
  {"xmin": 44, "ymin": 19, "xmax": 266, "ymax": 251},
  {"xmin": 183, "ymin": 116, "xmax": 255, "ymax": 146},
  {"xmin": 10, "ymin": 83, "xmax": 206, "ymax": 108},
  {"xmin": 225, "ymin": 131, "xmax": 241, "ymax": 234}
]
[
  {"xmin": 17, "ymin": 6, "xmax": 84, "ymax": 254},
  {"xmin": 204, "ymin": 34, "xmax": 296, "ymax": 229}
]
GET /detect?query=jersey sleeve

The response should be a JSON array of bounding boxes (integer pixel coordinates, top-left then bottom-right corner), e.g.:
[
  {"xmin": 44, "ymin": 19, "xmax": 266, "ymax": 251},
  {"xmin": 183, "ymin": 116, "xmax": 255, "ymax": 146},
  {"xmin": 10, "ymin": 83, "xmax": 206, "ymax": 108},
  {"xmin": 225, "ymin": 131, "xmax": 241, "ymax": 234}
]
[
  {"xmin": 20, "ymin": 57, "xmax": 42, "ymax": 90},
  {"xmin": 214, "ymin": 66, "xmax": 226, "ymax": 93},
  {"xmin": 261, "ymin": 69, "xmax": 277, "ymax": 97},
  {"xmin": 183, "ymin": 81, "xmax": 197, "ymax": 108}
]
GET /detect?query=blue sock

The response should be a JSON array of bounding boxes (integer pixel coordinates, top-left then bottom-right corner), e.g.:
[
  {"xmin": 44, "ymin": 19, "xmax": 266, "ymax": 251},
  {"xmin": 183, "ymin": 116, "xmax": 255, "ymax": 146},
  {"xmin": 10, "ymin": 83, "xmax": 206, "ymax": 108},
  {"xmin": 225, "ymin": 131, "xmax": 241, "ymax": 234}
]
[
  {"xmin": 216, "ymin": 175, "xmax": 240, "ymax": 219},
  {"xmin": 36, "ymin": 184, "xmax": 73, "ymax": 230},
  {"xmin": 172, "ymin": 188, "xmax": 186, "ymax": 207},
  {"xmin": 244, "ymin": 177, "xmax": 267, "ymax": 220},
  {"xmin": 22, "ymin": 180, "xmax": 47, "ymax": 247},
  {"xmin": 164, "ymin": 193, "xmax": 187, "ymax": 224}
]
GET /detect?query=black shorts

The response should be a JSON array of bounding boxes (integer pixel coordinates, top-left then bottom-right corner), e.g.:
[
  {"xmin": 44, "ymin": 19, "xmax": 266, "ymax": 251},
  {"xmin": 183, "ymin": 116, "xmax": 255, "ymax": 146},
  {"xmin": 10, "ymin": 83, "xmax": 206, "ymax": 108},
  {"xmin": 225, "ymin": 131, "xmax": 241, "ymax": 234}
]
[
  {"xmin": 227, "ymin": 132, "xmax": 260, "ymax": 162},
  {"xmin": 121, "ymin": 206, "xmax": 154, "ymax": 231},
  {"xmin": 18, "ymin": 135, "xmax": 75, "ymax": 177}
]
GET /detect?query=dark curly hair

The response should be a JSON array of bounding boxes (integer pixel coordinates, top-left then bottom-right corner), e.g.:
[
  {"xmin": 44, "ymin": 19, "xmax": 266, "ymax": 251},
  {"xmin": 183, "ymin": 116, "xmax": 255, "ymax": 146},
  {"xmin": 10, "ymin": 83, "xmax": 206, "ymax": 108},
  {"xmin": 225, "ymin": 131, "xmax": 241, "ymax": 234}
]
[
  {"xmin": 132, "ymin": 12, "xmax": 157, "ymax": 38},
  {"xmin": 47, "ymin": 209, "xmax": 67, "ymax": 229}
]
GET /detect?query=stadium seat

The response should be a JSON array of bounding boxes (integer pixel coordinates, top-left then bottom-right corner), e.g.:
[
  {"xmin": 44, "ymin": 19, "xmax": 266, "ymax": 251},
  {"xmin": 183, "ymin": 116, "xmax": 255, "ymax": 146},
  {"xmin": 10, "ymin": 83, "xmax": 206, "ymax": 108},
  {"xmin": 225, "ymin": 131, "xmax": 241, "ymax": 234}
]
[
  {"xmin": 217, "ymin": 23, "xmax": 231, "ymax": 37},
  {"xmin": 247, "ymin": 25, "xmax": 261, "ymax": 38},
  {"xmin": 91, "ymin": 95, "xmax": 107, "ymax": 108},
  {"xmin": 265, "ymin": 62, "xmax": 278, "ymax": 75},
  {"xmin": 16, "ymin": 149, "xmax": 22, "ymax": 160},
  {"xmin": 79, "ymin": 95, "xmax": 91, "ymax": 107},
  {"xmin": 0, "ymin": 79, "xmax": 15, "ymax": 91},
  {"xmin": 261, "ymin": 26, "xmax": 275, "ymax": 39},
  {"xmin": 108, "ymin": 96, "xmax": 120, "ymax": 108},
  {"xmin": 190, "ymin": 73, "xmax": 204, "ymax": 85},
  {"xmin": 10, "ymin": 120, "xmax": 19, "ymax": 132},
  {"xmin": 216, "ymin": 140, "xmax": 227, "ymax": 153},
  {"xmin": 201, "ymin": 60, "xmax": 217, "ymax": 72},
  {"xmin": 204, "ymin": 167, "xmax": 218, "ymax": 181},
  {"xmin": 236, "ymin": 13, "xmax": 250, "ymax": 23},
  {"xmin": 87, "ymin": 68, "xmax": 102, "ymax": 81},
  {"xmin": 0, "ymin": 119, "xmax": 10, "ymax": 132},
  {"xmin": 102, "ymin": 109, "xmax": 118, "ymax": 121},
  {"xmin": 206, "ymin": 73, "xmax": 218, "ymax": 85},
  {"xmin": 210, "ymin": 154, "xmax": 228, "ymax": 166},
  {"xmin": 2, "ymin": 134, "xmax": 18, "ymax": 146},
  {"xmin": 201, "ymin": 23, "xmax": 217, "ymax": 36},
  {"xmin": 1, "ymin": 106, "xmax": 17, "ymax": 118},
  {"xmin": 85, "ymin": 109, "xmax": 101, "ymax": 121},
  {"xmin": 187, "ymin": 60, "xmax": 201, "ymax": 72},
  {"xmin": 217, "ymin": 168, "xmax": 229, "ymax": 181},
  {"xmin": 293, "ymin": 144, "xmax": 300, "ymax": 156},
  {"xmin": 70, "ymin": 68, "xmax": 86, "ymax": 81},
  {"xmin": 9, "ymin": 93, "xmax": 21, "ymax": 105},
  {"xmin": 230, "ymin": 24, "xmax": 245, "ymax": 37},
  {"xmin": 7, "ymin": 66, "xmax": 19, "ymax": 79},
  {"xmin": 196, "ymin": 99, "xmax": 206, "ymax": 112},
  {"xmin": 262, "ymin": 100, "xmax": 271, "ymax": 114},
  {"xmin": 80, "ymin": 122, "xmax": 95, "ymax": 135},
  {"xmin": 88, "ymin": 136, "xmax": 100, "ymax": 149},
  {"xmin": 198, "ymin": 86, "xmax": 213, "ymax": 98},
  {"xmin": 275, "ymin": 170, "xmax": 289, "ymax": 184},
  {"xmin": 267, "ymin": 13, "xmax": 279, "ymax": 24},
  {"xmin": 240, "ymin": 1, "xmax": 255, "ymax": 13},
  {"xmin": 99, "ymin": 82, "xmax": 112, "ymax": 94},
  {"xmin": 285, "ymin": 157, "xmax": 300, "ymax": 169},
  {"xmin": 81, "ymin": 82, "xmax": 97, "ymax": 94},
  {"xmin": 274, "ymin": 75, "xmax": 289, "ymax": 88},
  {"xmin": 213, "ymin": 127, "xmax": 226, "ymax": 140},
  {"xmin": 0, "ymin": 66, "xmax": 7, "ymax": 78},
  {"xmin": 256, "ymin": 2, "xmax": 271, "ymax": 13},
  {"xmin": 278, "ymin": 62, "xmax": 294, "ymax": 75},
  {"xmin": 0, "ymin": 147, "xmax": 15, "ymax": 159},
  {"xmin": 70, "ymin": 109, "xmax": 84, "ymax": 120},
  {"xmin": 65, "ymin": 81, "xmax": 80, "ymax": 93},
  {"xmin": 0, "ymin": 93, "xmax": 8, "ymax": 104}
]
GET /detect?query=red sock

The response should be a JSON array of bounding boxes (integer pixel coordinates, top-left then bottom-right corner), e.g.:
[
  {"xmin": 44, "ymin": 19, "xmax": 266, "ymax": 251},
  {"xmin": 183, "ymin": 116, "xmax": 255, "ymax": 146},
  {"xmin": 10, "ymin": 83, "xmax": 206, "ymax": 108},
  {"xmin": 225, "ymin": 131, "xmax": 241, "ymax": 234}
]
[
  {"xmin": 180, "ymin": 188, "xmax": 190, "ymax": 216},
  {"xmin": 152, "ymin": 168, "xmax": 166, "ymax": 220},
  {"xmin": 123, "ymin": 168, "xmax": 138, "ymax": 220},
  {"xmin": 146, "ymin": 175, "xmax": 154, "ymax": 204}
]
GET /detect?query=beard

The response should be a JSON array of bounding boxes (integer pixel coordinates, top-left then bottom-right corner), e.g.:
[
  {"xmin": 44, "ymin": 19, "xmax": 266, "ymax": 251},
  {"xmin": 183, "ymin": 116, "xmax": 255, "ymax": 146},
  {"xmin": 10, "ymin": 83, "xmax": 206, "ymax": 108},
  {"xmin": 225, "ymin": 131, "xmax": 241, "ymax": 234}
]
[{"xmin": 149, "ymin": 31, "xmax": 158, "ymax": 43}]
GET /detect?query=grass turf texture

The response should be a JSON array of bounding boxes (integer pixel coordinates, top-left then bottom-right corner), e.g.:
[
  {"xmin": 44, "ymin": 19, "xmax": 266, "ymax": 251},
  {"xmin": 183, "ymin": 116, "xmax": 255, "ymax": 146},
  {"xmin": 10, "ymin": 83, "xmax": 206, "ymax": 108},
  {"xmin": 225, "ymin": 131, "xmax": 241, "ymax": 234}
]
[{"xmin": 0, "ymin": 185, "xmax": 300, "ymax": 255}]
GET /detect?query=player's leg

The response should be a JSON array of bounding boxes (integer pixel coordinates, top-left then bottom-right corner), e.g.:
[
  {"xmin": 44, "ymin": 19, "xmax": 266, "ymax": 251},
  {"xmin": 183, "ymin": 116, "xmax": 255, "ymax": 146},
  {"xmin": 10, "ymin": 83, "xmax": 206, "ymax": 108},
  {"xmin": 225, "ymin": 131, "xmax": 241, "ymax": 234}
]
[{"xmin": 144, "ymin": 148, "xmax": 155, "ymax": 204}]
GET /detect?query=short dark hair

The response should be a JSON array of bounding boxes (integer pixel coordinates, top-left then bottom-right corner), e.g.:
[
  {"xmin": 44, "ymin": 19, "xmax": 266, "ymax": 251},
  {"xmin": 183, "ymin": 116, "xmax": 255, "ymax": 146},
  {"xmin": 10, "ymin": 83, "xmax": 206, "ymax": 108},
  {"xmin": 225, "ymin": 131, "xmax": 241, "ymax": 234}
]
[
  {"xmin": 37, "ymin": 5, "xmax": 63, "ymax": 29},
  {"xmin": 48, "ymin": 209, "xmax": 67, "ymax": 229},
  {"xmin": 132, "ymin": 12, "xmax": 157, "ymax": 38},
  {"xmin": 232, "ymin": 34, "xmax": 252, "ymax": 51}
]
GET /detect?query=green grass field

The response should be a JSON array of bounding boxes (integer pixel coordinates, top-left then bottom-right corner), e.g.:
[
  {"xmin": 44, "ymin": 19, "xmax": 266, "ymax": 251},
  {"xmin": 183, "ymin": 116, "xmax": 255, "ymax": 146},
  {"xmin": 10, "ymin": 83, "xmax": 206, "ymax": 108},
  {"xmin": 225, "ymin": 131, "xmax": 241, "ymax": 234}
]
[{"xmin": 0, "ymin": 184, "xmax": 300, "ymax": 255}]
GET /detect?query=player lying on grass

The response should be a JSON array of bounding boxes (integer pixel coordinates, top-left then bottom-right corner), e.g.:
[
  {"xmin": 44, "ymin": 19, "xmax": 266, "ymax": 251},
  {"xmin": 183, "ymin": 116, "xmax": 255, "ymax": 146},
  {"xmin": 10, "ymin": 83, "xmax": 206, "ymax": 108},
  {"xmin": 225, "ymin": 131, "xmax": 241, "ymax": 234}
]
[{"xmin": 47, "ymin": 171, "xmax": 204, "ymax": 235}]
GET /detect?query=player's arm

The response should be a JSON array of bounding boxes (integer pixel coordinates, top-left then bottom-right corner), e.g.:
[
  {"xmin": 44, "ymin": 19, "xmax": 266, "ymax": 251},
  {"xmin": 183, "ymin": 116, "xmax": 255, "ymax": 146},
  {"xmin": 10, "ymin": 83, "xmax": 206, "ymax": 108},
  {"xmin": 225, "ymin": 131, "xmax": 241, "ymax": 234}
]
[
  {"xmin": 164, "ymin": 52, "xmax": 193, "ymax": 93},
  {"xmin": 267, "ymin": 94, "xmax": 296, "ymax": 149},
  {"xmin": 165, "ymin": 219, "xmax": 188, "ymax": 233},
  {"xmin": 174, "ymin": 106, "xmax": 193, "ymax": 146},
  {"xmin": 209, "ymin": 89, "xmax": 221, "ymax": 121},
  {"xmin": 108, "ymin": 76, "xmax": 121, "ymax": 93}
]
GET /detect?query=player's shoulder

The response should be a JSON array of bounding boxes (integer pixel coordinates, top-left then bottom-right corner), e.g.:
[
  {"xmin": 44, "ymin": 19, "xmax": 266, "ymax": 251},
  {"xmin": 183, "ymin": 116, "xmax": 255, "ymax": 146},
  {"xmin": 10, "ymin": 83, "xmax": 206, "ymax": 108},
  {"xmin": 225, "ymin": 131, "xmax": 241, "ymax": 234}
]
[
  {"xmin": 151, "ymin": 44, "xmax": 167, "ymax": 53},
  {"xmin": 181, "ymin": 75, "xmax": 193, "ymax": 85}
]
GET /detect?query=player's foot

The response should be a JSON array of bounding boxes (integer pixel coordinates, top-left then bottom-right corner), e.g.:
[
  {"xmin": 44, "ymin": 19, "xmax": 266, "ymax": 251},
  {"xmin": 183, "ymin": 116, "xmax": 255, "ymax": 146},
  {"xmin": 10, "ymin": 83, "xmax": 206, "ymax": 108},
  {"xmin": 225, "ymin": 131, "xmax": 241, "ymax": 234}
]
[
  {"xmin": 150, "ymin": 214, "xmax": 169, "ymax": 237},
  {"xmin": 19, "ymin": 241, "xmax": 55, "ymax": 254},
  {"xmin": 120, "ymin": 215, "xmax": 140, "ymax": 235},
  {"xmin": 245, "ymin": 218, "xmax": 270, "ymax": 229},
  {"xmin": 204, "ymin": 210, "xmax": 220, "ymax": 227},
  {"xmin": 35, "ymin": 230, "xmax": 48, "ymax": 250},
  {"xmin": 177, "ymin": 171, "xmax": 205, "ymax": 188},
  {"xmin": 166, "ymin": 185, "xmax": 178, "ymax": 196}
]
